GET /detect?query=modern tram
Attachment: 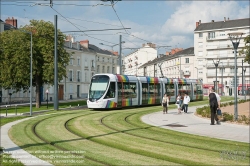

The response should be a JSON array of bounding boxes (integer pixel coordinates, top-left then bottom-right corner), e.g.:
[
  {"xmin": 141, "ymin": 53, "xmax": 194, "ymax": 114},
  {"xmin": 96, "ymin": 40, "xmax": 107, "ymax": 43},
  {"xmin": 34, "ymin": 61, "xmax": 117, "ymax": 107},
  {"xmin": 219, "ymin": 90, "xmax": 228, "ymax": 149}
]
[{"xmin": 87, "ymin": 74, "xmax": 203, "ymax": 109}]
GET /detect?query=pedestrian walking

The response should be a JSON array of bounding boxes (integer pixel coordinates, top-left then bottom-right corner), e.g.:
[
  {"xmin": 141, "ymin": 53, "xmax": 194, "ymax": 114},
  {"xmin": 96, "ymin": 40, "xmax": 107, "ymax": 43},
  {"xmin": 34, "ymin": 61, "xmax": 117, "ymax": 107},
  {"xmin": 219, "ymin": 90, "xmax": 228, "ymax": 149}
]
[
  {"xmin": 183, "ymin": 93, "xmax": 190, "ymax": 113},
  {"xmin": 176, "ymin": 93, "xmax": 181, "ymax": 114},
  {"xmin": 162, "ymin": 93, "xmax": 169, "ymax": 114},
  {"xmin": 208, "ymin": 87, "xmax": 221, "ymax": 125}
]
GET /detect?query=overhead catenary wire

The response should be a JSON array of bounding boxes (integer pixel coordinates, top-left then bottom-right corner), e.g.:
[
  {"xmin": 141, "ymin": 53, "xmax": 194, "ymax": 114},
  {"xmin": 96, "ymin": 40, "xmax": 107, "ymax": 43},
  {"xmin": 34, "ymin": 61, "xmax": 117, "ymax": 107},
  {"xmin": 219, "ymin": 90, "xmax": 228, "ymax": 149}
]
[{"xmin": 50, "ymin": 6, "xmax": 124, "ymax": 45}]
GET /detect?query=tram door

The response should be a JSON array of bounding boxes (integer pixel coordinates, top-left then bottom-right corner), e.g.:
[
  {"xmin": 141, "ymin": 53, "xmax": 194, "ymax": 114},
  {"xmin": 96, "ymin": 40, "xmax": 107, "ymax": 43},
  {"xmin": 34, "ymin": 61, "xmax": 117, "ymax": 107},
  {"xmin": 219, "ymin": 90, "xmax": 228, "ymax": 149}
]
[
  {"xmin": 117, "ymin": 82, "xmax": 123, "ymax": 107},
  {"xmin": 142, "ymin": 83, "xmax": 148, "ymax": 105}
]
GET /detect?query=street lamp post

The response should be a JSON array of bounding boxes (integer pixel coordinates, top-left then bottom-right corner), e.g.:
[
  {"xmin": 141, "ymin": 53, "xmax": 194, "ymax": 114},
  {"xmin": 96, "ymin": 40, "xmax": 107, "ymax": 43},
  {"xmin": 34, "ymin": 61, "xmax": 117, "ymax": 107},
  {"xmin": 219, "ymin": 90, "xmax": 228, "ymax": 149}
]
[
  {"xmin": 242, "ymin": 61, "xmax": 246, "ymax": 100},
  {"xmin": 228, "ymin": 32, "xmax": 244, "ymax": 121},
  {"xmin": 221, "ymin": 62, "xmax": 224, "ymax": 96},
  {"xmin": 212, "ymin": 59, "xmax": 220, "ymax": 93}
]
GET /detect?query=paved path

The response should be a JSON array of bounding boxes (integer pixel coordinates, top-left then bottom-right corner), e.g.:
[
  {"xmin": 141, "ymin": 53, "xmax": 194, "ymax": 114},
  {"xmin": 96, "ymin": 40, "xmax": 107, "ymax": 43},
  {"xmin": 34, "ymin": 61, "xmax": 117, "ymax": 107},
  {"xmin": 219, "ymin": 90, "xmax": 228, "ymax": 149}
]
[
  {"xmin": 141, "ymin": 106, "xmax": 249, "ymax": 143},
  {"xmin": 1, "ymin": 117, "xmax": 53, "ymax": 166}
]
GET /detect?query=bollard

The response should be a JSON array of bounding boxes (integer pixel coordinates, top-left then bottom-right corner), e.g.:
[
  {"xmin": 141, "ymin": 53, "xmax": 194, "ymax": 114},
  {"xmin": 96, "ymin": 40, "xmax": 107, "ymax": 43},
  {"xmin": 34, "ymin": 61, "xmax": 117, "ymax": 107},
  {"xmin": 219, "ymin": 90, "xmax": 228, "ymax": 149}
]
[
  {"xmin": 6, "ymin": 106, "xmax": 7, "ymax": 117},
  {"xmin": 15, "ymin": 105, "xmax": 17, "ymax": 115},
  {"xmin": 78, "ymin": 104, "xmax": 79, "ymax": 107}
]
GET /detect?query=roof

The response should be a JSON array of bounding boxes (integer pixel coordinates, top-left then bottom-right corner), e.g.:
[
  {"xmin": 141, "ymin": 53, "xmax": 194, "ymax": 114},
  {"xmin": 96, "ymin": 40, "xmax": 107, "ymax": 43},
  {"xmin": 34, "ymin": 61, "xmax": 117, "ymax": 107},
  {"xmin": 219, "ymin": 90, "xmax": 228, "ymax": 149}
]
[
  {"xmin": 64, "ymin": 42, "xmax": 116, "ymax": 56},
  {"xmin": 139, "ymin": 47, "xmax": 194, "ymax": 68},
  {"xmin": 194, "ymin": 18, "xmax": 250, "ymax": 31}
]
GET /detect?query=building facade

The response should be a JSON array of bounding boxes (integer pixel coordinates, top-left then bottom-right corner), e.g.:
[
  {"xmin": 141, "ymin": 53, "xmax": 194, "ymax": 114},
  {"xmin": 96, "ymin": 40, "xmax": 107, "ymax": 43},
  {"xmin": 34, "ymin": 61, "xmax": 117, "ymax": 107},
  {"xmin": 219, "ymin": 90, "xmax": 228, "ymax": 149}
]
[
  {"xmin": 138, "ymin": 47, "xmax": 196, "ymax": 78},
  {"xmin": 194, "ymin": 17, "xmax": 250, "ymax": 95},
  {"xmin": 123, "ymin": 43, "xmax": 157, "ymax": 76}
]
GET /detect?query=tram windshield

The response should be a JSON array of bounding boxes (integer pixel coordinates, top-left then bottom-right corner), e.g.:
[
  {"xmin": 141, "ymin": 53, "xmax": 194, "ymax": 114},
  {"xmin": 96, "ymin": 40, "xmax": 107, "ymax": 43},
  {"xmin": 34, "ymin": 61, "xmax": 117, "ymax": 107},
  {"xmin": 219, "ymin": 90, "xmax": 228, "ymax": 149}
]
[{"xmin": 89, "ymin": 75, "xmax": 109, "ymax": 100}]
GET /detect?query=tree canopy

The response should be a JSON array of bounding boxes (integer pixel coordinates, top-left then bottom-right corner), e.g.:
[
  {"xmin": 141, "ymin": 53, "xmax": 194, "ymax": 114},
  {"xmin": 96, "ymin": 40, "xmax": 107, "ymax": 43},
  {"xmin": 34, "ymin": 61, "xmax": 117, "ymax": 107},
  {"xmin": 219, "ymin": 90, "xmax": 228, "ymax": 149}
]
[
  {"xmin": 0, "ymin": 19, "xmax": 70, "ymax": 107},
  {"xmin": 240, "ymin": 35, "xmax": 250, "ymax": 64}
]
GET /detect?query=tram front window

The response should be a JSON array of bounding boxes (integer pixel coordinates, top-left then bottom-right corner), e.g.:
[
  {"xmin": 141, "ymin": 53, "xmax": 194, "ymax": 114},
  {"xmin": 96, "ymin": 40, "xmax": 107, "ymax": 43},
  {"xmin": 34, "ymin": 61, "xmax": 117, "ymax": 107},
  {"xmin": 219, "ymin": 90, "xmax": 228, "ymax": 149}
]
[{"xmin": 89, "ymin": 75, "xmax": 109, "ymax": 100}]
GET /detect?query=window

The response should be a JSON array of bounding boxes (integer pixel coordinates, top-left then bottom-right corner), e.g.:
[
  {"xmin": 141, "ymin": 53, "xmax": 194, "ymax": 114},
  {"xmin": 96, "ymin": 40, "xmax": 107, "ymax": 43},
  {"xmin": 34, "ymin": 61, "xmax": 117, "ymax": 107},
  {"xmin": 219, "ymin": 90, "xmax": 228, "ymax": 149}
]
[
  {"xmin": 112, "ymin": 67, "xmax": 115, "ymax": 74},
  {"xmin": 198, "ymin": 51, "xmax": 203, "ymax": 56},
  {"xmin": 77, "ymin": 71, "xmax": 80, "ymax": 82},
  {"xmin": 85, "ymin": 59, "xmax": 88, "ymax": 67},
  {"xmin": 70, "ymin": 57, "xmax": 73, "ymax": 65},
  {"xmin": 107, "ymin": 66, "xmax": 110, "ymax": 73},
  {"xmin": 199, "ymin": 32, "xmax": 203, "ymax": 37},
  {"xmin": 198, "ymin": 60, "xmax": 203, "ymax": 65},
  {"xmin": 198, "ymin": 42, "xmax": 203, "ymax": 48},
  {"xmin": 208, "ymin": 32, "xmax": 215, "ymax": 39},
  {"xmin": 219, "ymin": 68, "xmax": 225, "ymax": 73},
  {"xmin": 97, "ymin": 57, "xmax": 100, "ymax": 61},
  {"xmin": 102, "ymin": 66, "xmax": 105, "ymax": 73},
  {"xmin": 91, "ymin": 60, "xmax": 94, "ymax": 67},
  {"xmin": 102, "ymin": 57, "xmax": 104, "ymax": 62},
  {"xmin": 69, "ymin": 70, "xmax": 73, "ymax": 81},
  {"xmin": 104, "ymin": 82, "xmax": 116, "ymax": 99},
  {"xmin": 185, "ymin": 58, "xmax": 189, "ymax": 63},
  {"xmin": 97, "ymin": 65, "xmax": 100, "ymax": 72},
  {"xmin": 77, "ymin": 58, "xmax": 80, "ymax": 65},
  {"xmin": 230, "ymin": 68, "xmax": 234, "ymax": 73}
]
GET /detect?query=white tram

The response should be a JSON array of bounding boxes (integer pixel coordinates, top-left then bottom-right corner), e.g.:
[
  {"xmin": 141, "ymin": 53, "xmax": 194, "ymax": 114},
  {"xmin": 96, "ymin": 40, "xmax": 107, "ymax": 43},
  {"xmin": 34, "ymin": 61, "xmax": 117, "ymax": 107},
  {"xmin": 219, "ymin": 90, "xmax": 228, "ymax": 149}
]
[{"xmin": 87, "ymin": 74, "xmax": 203, "ymax": 109}]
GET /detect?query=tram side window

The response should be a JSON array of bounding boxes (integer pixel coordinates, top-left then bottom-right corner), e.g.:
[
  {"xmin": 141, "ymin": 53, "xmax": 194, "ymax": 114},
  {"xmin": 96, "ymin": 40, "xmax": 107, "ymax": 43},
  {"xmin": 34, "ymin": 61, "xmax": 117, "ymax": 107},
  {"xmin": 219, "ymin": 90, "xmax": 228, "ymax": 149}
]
[
  {"xmin": 142, "ymin": 83, "xmax": 148, "ymax": 95},
  {"xmin": 165, "ymin": 84, "xmax": 174, "ymax": 97},
  {"xmin": 104, "ymin": 82, "xmax": 115, "ymax": 99},
  {"xmin": 118, "ymin": 82, "xmax": 122, "ymax": 98},
  {"xmin": 149, "ymin": 83, "xmax": 154, "ymax": 95},
  {"xmin": 179, "ymin": 84, "xmax": 191, "ymax": 95},
  {"xmin": 196, "ymin": 84, "xmax": 203, "ymax": 94},
  {"xmin": 123, "ymin": 82, "xmax": 137, "ymax": 98},
  {"xmin": 156, "ymin": 83, "xmax": 161, "ymax": 100}
]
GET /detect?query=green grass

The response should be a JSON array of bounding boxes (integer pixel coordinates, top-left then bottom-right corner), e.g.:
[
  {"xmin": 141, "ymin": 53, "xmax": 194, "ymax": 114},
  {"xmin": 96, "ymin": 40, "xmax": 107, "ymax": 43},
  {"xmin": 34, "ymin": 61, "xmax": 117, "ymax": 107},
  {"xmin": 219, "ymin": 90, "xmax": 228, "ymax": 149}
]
[
  {"xmin": 0, "ymin": 100, "xmax": 87, "ymax": 114},
  {"xmin": 0, "ymin": 116, "xmax": 28, "ymax": 127},
  {"xmin": 7, "ymin": 101, "xmax": 249, "ymax": 166}
]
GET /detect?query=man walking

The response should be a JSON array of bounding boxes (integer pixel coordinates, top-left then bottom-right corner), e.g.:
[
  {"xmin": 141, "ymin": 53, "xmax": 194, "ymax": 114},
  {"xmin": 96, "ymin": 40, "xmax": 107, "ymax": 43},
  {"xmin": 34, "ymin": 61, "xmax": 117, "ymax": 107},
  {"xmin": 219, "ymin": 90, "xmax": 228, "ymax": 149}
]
[
  {"xmin": 183, "ymin": 93, "xmax": 190, "ymax": 113},
  {"xmin": 208, "ymin": 87, "xmax": 221, "ymax": 125}
]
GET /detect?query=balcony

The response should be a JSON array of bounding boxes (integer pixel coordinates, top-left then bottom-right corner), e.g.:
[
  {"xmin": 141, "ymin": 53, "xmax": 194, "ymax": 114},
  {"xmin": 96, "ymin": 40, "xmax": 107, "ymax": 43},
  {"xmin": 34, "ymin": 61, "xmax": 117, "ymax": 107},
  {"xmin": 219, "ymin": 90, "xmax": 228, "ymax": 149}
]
[
  {"xmin": 183, "ymin": 71, "xmax": 191, "ymax": 76},
  {"xmin": 84, "ymin": 66, "xmax": 89, "ymax": 70}
]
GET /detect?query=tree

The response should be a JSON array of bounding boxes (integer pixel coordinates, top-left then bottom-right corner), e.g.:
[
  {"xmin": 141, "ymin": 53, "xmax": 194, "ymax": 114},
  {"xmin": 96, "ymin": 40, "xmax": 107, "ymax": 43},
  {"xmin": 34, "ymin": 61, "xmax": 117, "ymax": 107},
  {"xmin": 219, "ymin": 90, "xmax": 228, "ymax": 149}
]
[
  {"xmin": 239, "ymin": 35, "xmax": 250, "ymax": 64},
  {"xmin": 0, "ymin": 20, "xmax": 70, "ymax": 108}
]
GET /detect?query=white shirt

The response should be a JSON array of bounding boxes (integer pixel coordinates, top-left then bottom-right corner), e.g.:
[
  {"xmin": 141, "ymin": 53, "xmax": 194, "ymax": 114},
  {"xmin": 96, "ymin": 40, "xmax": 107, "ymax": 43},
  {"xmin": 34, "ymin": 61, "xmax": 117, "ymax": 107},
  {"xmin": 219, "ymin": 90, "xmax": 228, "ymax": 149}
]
[
  {"xmin": 213, "ymin": 92, "xmax": 221, "ymax": 101},
  {"xmin": 183, "ymin": 95, "xmax": 190, "ymax": 104}
]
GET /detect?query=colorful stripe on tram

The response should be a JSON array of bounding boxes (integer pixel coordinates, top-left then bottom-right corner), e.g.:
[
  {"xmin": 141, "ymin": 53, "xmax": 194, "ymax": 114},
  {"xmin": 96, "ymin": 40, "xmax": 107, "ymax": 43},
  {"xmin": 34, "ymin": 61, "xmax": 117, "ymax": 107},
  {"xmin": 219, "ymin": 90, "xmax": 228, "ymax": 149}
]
[
  {"xmin": 146, "ymin": 77, "xmax": 159, "ymax": 84},
  {"xmin": 122, "ymin": 98, "xmax": 132, "ymax": 106},
  {"xmin": 105, "ymin": 100, "xmax": 117, "ymax": 108},
  {"xmin": 178, "ymin": 78, "xmax": 187, "ymax": 84},
  {"xmin": 165, "ymin": 78, "xmax": 174, "ymax": 84},
  {"xmin": 148, "ymin": 97, "xmax": 156, "ymax": 104},
  {"xmin": 116, "ymin": 74, "xmax": 129, "ymax": 82}
]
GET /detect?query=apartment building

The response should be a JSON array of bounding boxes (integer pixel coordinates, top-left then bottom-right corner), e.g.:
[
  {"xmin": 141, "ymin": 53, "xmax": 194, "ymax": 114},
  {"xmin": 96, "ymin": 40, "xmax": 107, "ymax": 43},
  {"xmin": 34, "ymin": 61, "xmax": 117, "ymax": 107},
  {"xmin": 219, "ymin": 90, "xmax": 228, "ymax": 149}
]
[
  {"xmin": 43, "ymin": 39, "xmax": 118, "ymax": 101},
  {"xmin": 194, "ymin": 17, "xmax": 250, "ymax": 95},
  {"xmin": 138, "ymin": 47, "xmax": 195, "ymax": 78},
  {"xmin": 123, "ymin": 43, "xmax": 157, "ymax": 76}
]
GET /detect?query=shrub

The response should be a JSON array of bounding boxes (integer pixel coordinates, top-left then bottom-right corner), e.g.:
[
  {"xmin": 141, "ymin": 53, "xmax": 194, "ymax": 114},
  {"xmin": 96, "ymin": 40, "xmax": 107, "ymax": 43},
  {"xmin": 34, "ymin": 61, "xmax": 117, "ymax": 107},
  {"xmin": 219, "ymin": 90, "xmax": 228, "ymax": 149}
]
[{"xmin": 222, "ymin": 112, "xmax": 234, "ymax": 122}]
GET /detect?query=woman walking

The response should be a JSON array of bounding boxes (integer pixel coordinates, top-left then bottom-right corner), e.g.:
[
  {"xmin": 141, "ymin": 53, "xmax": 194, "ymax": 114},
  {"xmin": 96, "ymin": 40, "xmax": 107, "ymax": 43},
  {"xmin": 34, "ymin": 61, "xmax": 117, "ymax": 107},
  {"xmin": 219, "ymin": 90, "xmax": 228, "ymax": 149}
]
[
  {"xmin": 162, "ymin": 93, "xmax": 169, "ymax": 114},
  {"xmin": 176, "ymin": 93, "xmax": 181, "ymax": 114}
]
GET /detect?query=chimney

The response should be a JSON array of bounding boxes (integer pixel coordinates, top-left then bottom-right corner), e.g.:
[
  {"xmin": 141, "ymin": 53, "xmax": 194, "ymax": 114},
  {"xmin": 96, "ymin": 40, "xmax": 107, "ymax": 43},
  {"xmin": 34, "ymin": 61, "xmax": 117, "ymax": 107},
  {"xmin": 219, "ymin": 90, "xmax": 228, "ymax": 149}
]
[
  {"xmin": 5, "ymin": 17, "xmax": 18, "ymax": 28},
  {"xmin": 228, "ymin": 17, "xmax": 229, "ymax": 20},
  {"xmin": 196, "ymin": 22, "xmax": 199, "ymax": 27},
  {"xmin": 80, "ymin": 40, "xmax": 89, "ymax": 48},
  {"xmin": 224, "ymin": 17, "xmax": 226, "ymax": 22},
  {"xmin": 199, "ymin": 20, "xmax": 201, "ymax": 25},
  {"xmin": 211, "ymin": 20, "xmax": 214, "ymax": 22}
]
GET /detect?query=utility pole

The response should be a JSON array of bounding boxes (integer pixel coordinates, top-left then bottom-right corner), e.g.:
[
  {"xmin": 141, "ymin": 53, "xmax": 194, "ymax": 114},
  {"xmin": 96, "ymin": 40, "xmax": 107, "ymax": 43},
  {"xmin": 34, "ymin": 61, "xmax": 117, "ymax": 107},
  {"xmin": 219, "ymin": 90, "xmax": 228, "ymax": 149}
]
[
  {"xmin": 119, "ymin": 35, "xmax": 122, "ymax": 75},
  {"xmin": 54, "ymin": 15, "xmax": 58, "ymax": 110}
]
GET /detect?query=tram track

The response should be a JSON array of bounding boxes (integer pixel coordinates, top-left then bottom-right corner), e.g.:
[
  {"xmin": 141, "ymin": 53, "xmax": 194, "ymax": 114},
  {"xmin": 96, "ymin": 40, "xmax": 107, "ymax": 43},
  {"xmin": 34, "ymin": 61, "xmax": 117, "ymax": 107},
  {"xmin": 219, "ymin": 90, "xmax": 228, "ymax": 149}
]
[
  {"xmin": 99, "ymin": 111, "xmax": 248, "ymax": 157},
  {"xmin": 31, "ymin": 112, "xmax": 108, "ymax": 165}
]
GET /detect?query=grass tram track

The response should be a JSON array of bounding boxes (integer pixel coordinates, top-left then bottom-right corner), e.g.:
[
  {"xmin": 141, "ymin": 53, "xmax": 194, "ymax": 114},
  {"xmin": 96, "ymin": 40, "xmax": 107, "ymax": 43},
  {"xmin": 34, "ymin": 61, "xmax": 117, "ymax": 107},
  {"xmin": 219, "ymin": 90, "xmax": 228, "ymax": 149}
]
[
  {"xmin": 9, "ymin": 105, "xmax": 250, "ymax": 166},
  {"xmin": 31, "ymin": 113, "xmax": 108, "ymax": 165}
]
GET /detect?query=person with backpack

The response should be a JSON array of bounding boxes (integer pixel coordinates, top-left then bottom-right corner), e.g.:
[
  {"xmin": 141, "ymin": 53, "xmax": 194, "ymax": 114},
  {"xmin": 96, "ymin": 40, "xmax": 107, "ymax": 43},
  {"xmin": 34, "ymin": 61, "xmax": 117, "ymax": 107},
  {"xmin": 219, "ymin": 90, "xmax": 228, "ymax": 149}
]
[{"xmin": 208, "ymin": 87, "xmax": 221, "ymax": 125}]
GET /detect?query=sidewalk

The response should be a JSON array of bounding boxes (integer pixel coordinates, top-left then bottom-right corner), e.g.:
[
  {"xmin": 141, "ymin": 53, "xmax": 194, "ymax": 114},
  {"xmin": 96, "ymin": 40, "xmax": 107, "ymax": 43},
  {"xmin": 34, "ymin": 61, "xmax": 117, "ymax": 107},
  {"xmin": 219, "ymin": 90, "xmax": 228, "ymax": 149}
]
[
  {"xmin": 141, "ymin": 106, "xmax": 249, "ymax": 143},
  {"xmin": 1, "ymin": 117, "xmax": 53, "ymax": 166}
]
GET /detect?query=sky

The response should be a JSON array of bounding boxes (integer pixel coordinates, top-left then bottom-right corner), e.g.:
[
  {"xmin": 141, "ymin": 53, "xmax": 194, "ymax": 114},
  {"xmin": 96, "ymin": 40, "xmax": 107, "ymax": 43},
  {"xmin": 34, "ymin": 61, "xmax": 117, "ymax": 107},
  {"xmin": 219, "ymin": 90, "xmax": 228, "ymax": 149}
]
[{"xmin": 1, "ymin": 0, "xmax": 250, "ymax": 55}]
